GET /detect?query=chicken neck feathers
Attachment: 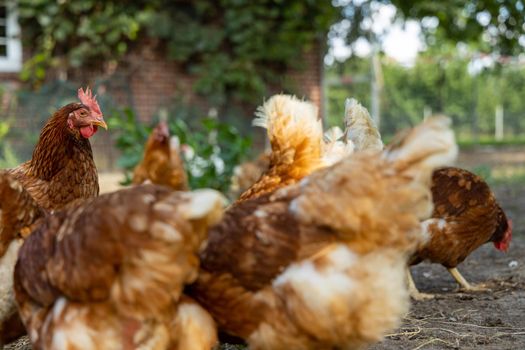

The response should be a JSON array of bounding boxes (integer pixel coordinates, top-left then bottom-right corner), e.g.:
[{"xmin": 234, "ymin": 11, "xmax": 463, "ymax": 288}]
[
  {"xmin": 5, "ymin": 103, "xmax": 99, "ymax": 211},
  {"xmin": 14, "ymin": 186, "xmax": 225, "ymax": 349},
  {"xmin": 238, "ymin": 95, "xmax": 324, "ymax": 202}
]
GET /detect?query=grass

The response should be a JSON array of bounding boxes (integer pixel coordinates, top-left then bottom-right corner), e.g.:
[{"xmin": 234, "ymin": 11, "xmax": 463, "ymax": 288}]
[
  {"xmin": 0, "ymin": 143, "xmax": 19, "ymax": 168},
  {"xmin": 458, "ymin": 137, "xmax": 525, "ymax": 149},
  {"xmin": 470, "ymin": 164, "xmax": 525, "ymax": 186},
  {"xmin": 381, "ymin": 134, "xmax": 525, "ymax": 149}
]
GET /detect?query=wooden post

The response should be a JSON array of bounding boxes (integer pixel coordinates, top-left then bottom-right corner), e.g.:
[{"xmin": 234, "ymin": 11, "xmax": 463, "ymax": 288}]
[
  {"xmin": 370, "ymin": 44, "xmax": 382, "ymax": 128},
  {"xmin": 495, "ymin": 104, "xmax": 504, "ymax": 141},
  {"xmin": 423, "ymin": 106, "xmax": 432, "ymax": 120}
]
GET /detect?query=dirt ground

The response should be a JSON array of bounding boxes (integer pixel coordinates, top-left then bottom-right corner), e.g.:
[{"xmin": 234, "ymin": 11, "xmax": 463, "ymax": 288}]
[{"xmin": 372, "ymin": 217, "xmax": 525, "ymax": 350}]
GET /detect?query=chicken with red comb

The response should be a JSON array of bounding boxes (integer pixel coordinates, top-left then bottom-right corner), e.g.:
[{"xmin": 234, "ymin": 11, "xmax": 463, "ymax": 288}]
[
  {"xmin": 408, "ymin": 167, "xmax": 513, "ymax": 299},
  {"xmin": 1, "ymin": 87, "xmax": 107, "ymax": 345},
  {"xmin": 75, "ymin": 87, "xmax": 106, "ymax": 138}
]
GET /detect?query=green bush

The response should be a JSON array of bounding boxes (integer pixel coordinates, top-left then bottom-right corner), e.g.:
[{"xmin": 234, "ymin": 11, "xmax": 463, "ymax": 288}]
[
  {"xmin": 0, "ymin": 121, "xmax": 19, "ymax": 169},
  {"xmin": 18, "ymin": 1, "xmax": 336, "ymax": 104},
  {"xmin": 109, "ymin": 106, "xmax": 252, "ymax": 195}
]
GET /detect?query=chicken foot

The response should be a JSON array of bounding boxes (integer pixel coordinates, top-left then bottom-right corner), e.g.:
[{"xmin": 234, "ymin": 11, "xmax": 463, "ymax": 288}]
[
  {"xmin": 447, "ymin": 267, "xmax": 490, "ymax": 292},
  {"xmin": 406, "ymin": 268, "xmax": 434, "ymax": 301}
]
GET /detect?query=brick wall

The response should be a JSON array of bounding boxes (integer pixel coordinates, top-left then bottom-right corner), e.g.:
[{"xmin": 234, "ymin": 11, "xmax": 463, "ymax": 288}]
[
  {"xmin": 285, "ymin": 41, "xmax": 324, "ymax": 119},
  {"xmin": 2, "ymin": 37, "xmax": 324, "ymax": 170},
  {"xmin": 122, "ymin": 41, "xmax": 198, "ymax": 122},
  {"xmin": 12, "ymin": 36, "xmax": 323, "ymax": 125},
  {"xmin": 90, "ymin": 38, "xmax": 324, "ymax": 123}
]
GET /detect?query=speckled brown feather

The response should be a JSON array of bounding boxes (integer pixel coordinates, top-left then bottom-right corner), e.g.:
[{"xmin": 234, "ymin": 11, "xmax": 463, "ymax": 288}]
[
  {"xmin": 190, "ymin": 153, "xmax": 443, "ymax": 341},
  {"xmin": 188, "ymin": 117, "xmax": 457, "ymax": 349},
  {"xmin": 0, "ymin": 172, "xmax": 45, "ymax": 257},
  {"xmin": 200, "ymin": 193, "xmax": 338, "ymax": 291},
  {"xmin": 229, "ymin": 152, "xmax": 270, "ymax": 199},
  {"xmin": 410, "ymin": 167, "xmax": 509, "ymax": 268},
  {"xmin": 190, "ymin": 192, "xmax": 337, "ymax": 338},
  {"xmin": 14, "ymin": 185, "xmax": 224, "ymax": 349},
  {"xmin": 0, "ymin": 173, "xmax": 45, "ymax": 345},
  {"xmin": 235, "ymin": 156, "xmax": 311, "ymax": 203},
  {"xmin": 6, "ymin": 103, "xmax": 99, "ymax": 212}
]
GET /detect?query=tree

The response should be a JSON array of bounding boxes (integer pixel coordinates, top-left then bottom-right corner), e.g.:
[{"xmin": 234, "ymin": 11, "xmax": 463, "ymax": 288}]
[
  {"xmin": 326, "ymin": 1, "xmax": 525, "ymax": 140},
  {"xmin": 326, "ymin": 43, "xmax": 525, "ymax": 139},
  {"xmin": 18, "ymin": 1, "xmax": 337, "ymax": 105},
  {"xmin": 393, "ymin": 0, "xmax": 525, "ymax": 56},
  {"xmin": 332, "ymin": 0, "xmax": 525, "ymax": 57}
]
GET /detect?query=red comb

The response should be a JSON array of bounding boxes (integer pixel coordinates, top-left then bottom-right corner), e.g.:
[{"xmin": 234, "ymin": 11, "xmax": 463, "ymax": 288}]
[{"xmin": 78, "ymin": 87, "xmax": 103, "ymax": 118}]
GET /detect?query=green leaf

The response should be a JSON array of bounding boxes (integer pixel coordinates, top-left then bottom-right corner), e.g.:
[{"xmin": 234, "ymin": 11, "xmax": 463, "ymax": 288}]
[{"xmin": 18, "ymin": 0, "xmax": 338, "ymax": 100}]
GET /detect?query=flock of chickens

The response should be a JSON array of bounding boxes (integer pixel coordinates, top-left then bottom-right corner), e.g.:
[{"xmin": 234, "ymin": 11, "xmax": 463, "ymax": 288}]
[{"xmin": 0, "ymin": 89, "xmax": 512, "ymax": 349}]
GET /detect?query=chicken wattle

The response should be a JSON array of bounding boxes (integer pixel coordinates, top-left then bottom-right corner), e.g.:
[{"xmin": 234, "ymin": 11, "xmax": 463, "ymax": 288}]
[{"xmin": 80, "ymin": 124, "xmax": 98, "ymax": 138}]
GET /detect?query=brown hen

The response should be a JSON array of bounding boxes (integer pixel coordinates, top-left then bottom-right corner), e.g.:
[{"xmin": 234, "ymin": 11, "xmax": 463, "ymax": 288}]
[
  {"xmin": 14, "ymin": 185, "xmax": 225, "ymax": 350},
  {"xmin": 0, "ymin": 173, "xmax": 45, "ymax": 344},
  {"xmin": 188, "ymin": 117, "xmax": 457, "ymax": 349},
  {"xmin": 0, "ymin": 88, "xmax": 106, "ymax": 345},
  {"xmin": 408, "ymin": 167, "xmax": 512, "ymax": 299},
  {"xmin": 341, "ymin": 109, "xmax": 512, "ymax": 299},
  {"xmin": 5, "ymin": 87, "xmax": 106, "ymax": 212},
  {"xmin": 132, "ymin": 121, "xmax": 189, "ymax": 190}
]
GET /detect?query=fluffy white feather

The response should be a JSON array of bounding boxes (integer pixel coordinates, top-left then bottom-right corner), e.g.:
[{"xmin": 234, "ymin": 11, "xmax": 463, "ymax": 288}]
[
  {"xmin": 384, "ymin": 116, "xmax": 458, "ymax": 173},
  {"xmin": 252, "ymin": 95, "xmax": 323, "ymax": 150},
  {"xmin": 322, "ymin": 126, "xmax": 355, "ymax": 166},
  {"xmin": 344, "ymin": 98, "xmax": 384, "ymax": 152}
]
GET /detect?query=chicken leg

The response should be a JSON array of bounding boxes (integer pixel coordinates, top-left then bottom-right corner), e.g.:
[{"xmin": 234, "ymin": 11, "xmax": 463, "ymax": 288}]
[
  {"xmin": 406, "ymin": 268, "xmax": 434, "ymax": 301},
  {"xmin": 447, "ymin": 267, "xmax": 490, "ymax": 292}
]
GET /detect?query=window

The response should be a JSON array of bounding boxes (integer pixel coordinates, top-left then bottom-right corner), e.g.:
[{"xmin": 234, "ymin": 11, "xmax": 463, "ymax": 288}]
[{"xmin": 0, "ymin": 2, "xmax": 21, "ymax": 72}]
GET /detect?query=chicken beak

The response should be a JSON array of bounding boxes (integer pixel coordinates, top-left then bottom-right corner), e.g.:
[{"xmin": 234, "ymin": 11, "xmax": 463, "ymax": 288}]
[{"xmin": 91, "ymin": 118, "xmax": 108, "ymax": 130}]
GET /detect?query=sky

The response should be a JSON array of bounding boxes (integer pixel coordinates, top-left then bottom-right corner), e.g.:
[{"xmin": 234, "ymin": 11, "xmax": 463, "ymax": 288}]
[{"xmin": 328, "ymin": 4, "xmax": 424, "ymax": 66}]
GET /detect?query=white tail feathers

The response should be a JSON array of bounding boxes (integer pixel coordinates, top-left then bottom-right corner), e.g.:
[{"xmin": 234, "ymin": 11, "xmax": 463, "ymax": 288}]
[
  {"xmin": 384, "ymin": 116, "xmax": 458, "ymax": 173},
  {"xmin": 169, "ymin": 135, "xmax": 180, "ymax": 151},
  {"xmin": 169, "ymin": 136, "xmax": 183, "ymax": 167},
  {"xmin": 322, "ymin": 126, "xmax": 354, "ymax": 166},
  {"xmin": 253, "ymin": 94, "xmax": 323, "ymax": 153},
  {"xmin": 344, "ymin": 98, "xmax": 383, "ymax": 152},
  {"xmin": 288, "ymin": 116, "xmax": 457, "ymax": 244},
  {"xmin": 179, "ymin": 189, "xmax": 227, "ymax": 223},
  {"xmin": 323, "ymin": 126, "xmax": 344, "ymax": 144}
]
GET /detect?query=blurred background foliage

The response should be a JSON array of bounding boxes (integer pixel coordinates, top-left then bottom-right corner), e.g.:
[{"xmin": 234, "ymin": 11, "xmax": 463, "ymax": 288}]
[
  {"xmin": 108, "ymin": 104, "xmax": 252, "ymax": 194},
  {"xmin": 326, "ymin": 43, "xmax": 525, "ymax": 139},
  {"xmin": 333, "ymin": 0, "xmax": 525, "ymax": 56},
  {"xmin": 0, "ymin": 120, "xmax": 18, "ymax": 168},
  {"xmin": 391, "ymin": 0, "xmax": 525, "ymax": 56},
  {"xmin": 4, "ymin": 0, "xmax": 525, "ymax": 190},
  {"xmin": 17, "ymin": 0, "xmax": 525, "ymax": 132},
  {"xmin": 18, "ymin": 0, "xmax": 336, "ymax": 105}
]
